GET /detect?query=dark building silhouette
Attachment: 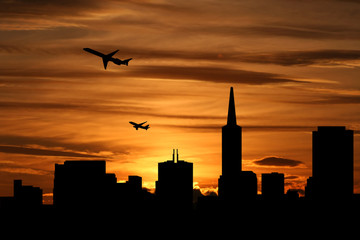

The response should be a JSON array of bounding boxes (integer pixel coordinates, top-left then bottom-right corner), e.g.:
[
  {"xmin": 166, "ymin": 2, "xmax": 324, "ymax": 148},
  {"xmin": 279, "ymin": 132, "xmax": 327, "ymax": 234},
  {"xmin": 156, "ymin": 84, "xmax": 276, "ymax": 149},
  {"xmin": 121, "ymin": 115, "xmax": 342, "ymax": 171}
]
[
  {"xmin": 238, "ymin": 171, "xmax": 258, "ymax": 201},
  {"xmin": 218, "ymin": 87, "xmax": 243, "ymax": 201},
  {"xmin": 13, "ymin": 179, "xmax": 43, "ymax": 208},
  {"xmin": 53, "ymin": 160, "xmax": 117, "ymax": 208},
  {"xmin": 285, "ymin": 189, "xmax": 300, "ymax": 201},
  {"xmin": 156, "ymin": 149, "xmax": 193, "ymax": 210},
  {"xmin": 110, "ymin": 175, "xmax": 153, "ymax": 210},
  {"xmin": 262, "ymin": 172, "xmax": 284, "ymax": 201},
  {"xmin": 0, "ymin": 180, "xmax": 42, "ymax": 209},
  {"xmin": 53, "ymin": 160, "xmax": 152, "ymax": 210},
  {"xmin": 306, "ymin": 126, "xmax": 354, "ymax": 201}
]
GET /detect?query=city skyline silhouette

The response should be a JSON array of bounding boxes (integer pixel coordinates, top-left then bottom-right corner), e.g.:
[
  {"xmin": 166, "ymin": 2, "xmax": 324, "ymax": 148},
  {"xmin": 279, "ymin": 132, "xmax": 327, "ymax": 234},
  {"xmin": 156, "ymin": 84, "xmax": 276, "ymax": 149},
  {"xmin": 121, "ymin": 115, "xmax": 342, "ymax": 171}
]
[
  {"xmin": 1, "ymin": 87, "xmax": 358, "ymax": 215},
  {"xmin": 1, "ymin": 1, "xmax": 360, "ymax": 211}
]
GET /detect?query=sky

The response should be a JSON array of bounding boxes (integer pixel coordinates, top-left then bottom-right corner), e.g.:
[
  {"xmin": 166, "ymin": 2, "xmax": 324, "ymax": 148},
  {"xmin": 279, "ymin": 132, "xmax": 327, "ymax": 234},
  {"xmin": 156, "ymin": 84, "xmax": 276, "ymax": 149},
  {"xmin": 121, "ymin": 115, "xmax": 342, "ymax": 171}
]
[{"xmin": 1, "ymin": 0, "xmax": 360, "ymax": 203}]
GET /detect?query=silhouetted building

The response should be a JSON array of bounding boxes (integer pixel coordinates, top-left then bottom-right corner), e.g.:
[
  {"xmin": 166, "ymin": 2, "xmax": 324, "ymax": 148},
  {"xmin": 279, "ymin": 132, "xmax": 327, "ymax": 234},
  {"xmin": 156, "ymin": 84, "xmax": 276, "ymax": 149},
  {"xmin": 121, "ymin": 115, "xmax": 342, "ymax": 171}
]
[
  {"xmin": 238, "ymin": 171, "xmax": 258, "ymax": 201},
  {"xmin": 307, "ymin": 126, "xmax": 354, "ymax": 201},
  {"xmin": 305, "ymin": 176, "xmax": 314, "ymax": 200},
  {"xmin": 13, "ymin": 179, "xmax": 43, "ymax": 208},
  {"xmin": 112, "ymin": 175, "xmax": 150, "ymax": 208},
  {"xmin": 156, "ymin": 149, "xmax": 193, "ymax": 210},
  {"xmin": 53, "ymin": 160, "xmax": 117, "ymax": 208},
  {"xmin": 286, "ymin": 189, "xmax": 300, "ymax": 201},
  {"xmin": 262, "ymin": 172, "xmax": 284, "ymax": 201},
  {"xmin": 218, "ymin": 87, "xmax": 243, "ymax": 201}
]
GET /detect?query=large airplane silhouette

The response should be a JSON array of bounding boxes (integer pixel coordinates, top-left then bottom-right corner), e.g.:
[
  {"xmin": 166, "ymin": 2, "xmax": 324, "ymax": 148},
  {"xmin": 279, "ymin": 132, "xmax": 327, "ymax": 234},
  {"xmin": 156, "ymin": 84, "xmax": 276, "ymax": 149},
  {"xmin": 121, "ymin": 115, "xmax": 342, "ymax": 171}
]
[
  {"xmin": 83, "ymin": 48, "xmax": 132, "ymax": 69},
  {"xmin": 129, "ymin": 121, "xmax": 150, "ymax": 130}
]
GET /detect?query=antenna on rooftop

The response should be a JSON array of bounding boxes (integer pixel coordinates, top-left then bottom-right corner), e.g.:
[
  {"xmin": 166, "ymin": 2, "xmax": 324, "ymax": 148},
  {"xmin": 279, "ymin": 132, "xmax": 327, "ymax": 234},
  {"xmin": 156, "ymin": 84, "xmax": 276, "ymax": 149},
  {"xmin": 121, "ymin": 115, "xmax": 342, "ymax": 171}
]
[{"xmin": 176, "ymin": 149, "xmax": 179, "ymax": 163}]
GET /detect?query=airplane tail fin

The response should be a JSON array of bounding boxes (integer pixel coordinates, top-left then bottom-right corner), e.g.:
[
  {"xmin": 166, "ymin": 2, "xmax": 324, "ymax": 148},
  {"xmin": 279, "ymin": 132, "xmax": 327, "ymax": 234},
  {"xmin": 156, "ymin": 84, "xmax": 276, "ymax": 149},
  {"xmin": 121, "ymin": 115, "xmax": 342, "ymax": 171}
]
[
  {"xmin": 124, "ymin": 58, "xmax": 132, "ymax": 66},
  {"xmin": 145, "ymin": 125, "xmax": 150, "ymax": 130}
]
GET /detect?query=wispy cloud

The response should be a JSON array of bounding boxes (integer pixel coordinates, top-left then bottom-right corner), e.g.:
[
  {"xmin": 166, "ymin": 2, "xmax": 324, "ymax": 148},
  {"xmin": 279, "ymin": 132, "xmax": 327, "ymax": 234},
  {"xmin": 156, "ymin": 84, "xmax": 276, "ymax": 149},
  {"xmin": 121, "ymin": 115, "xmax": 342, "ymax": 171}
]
[
  {"xmin": 0, "ymin": 145, "xmax": 104, "ymax": 158},
  {"xmin": 0, "ymin": 161, "xmax": 51, "ymax": 176},
  {"xmin": 159, "ymin": 124, "xmax": 316, "ymax": 133},
  {"xmin": 127, "ymin": 65, "xmax": 301, "ymax": 85},
  {"xmin": 0, "ymin": 64, "xmax": 301, "ymax": 85}
]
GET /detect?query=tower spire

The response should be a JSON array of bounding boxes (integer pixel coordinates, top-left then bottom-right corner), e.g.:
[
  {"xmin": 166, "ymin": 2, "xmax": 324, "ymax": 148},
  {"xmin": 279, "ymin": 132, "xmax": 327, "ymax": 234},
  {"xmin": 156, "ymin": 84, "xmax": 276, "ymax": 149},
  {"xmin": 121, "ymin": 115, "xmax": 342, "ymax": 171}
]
[{"xmin": 227, "ymin": 87, "xmax": 237, "ymax": 125}]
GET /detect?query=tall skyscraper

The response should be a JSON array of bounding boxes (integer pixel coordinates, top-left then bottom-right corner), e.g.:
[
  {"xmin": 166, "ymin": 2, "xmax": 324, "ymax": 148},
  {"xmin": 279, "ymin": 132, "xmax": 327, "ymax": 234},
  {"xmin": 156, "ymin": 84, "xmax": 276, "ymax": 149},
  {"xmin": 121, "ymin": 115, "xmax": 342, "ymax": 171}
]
[
  {"xmin": 308, "ymin": 126, "xmax": 354, "ymax": 201},
  {"xmin": 156, "ymin": 149, "xmax": 193, "ymax": 210},
  {"xmin": 218, "ymin": 87, "xmax": 243, "ymax": 201}
]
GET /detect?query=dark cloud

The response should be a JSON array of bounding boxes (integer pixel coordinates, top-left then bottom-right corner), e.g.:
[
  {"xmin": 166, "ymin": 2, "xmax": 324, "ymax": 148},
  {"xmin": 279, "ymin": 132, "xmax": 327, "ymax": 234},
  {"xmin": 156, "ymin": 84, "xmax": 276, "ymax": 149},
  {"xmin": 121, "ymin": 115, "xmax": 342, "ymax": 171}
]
[
  {"xmin": 156, "ymin": 124, "xmax": 221, "ymax": 132},
  {"xmin": 0, "ymin": 0, "xmax": 102, "ymax": 17},
  {"xmin": 243, "ymin": 125, "xmax": 316, "ymax": 132},
  {"xmin": 0, "ymin": 64, "xmax": 299, "ymax": 85},
  {"xmin": 160, "ymin": 124, "xmax": 316, "ymax": 133},
  {"xmin": 0, "ymin": 101, "xmax": 225, "ymax": 121},
  {"xmin": 0, "ymin": 27, "xmax": 91, "ymax": 42},
  {"xmin": 0, "ymin": 145, "xmax": 104, "ymax": 158},
  {"xmin": 0, "ymin": 134, "xmax": 126, "ymax": 154},
  {"xmin": 0, "ymin": 161, "xmax": 52, "ymax": 176},
  {"xmin": 315, "ymin": 95, "xmax": 360, "ymax": 105},
  {"xmin": 128, "ymin": 65, "xmax": 299, "ymax": 85},
  {"xmin": 254, "ymin": 156, "xmax": 304, "ymax": 167},
  {"xmin": 285, "ymin": 175, "xmax": 300, "ymax": 180},
  {"xmin": 241, "ymin": 49, "xmax": 360, "ymax": 66},
  {"xmin": 0, "ymin": 0, "xmax": 183, "ymax": 19},
  {"xmin": 284, "ymin": 94, "xmax": 360, "ymax": 105},
  {"xmin": 0, "ymin": 101, "xmax": 151, "ymax": 114},
  {"xmin": 238, "ymin": 24, "xmax": 360, "ymax": 40},
  {"xmin": 2, "ymin": 40, "xmax": 359, "ymax": 68},
  {"xmin": 181, "ymin": 21, "xmax": 360, "ymax": 40}
]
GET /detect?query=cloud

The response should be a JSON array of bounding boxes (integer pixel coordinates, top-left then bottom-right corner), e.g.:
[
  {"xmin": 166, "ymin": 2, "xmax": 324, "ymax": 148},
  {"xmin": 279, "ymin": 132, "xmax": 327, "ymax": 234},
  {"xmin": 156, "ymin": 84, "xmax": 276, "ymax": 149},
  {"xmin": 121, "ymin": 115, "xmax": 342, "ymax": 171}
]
[
  {"xmin": 0, "ymin": 145, "xmax": 104, "ymax": 158},
  {"xmin": 0, "ymin": 163, "xmax": 50, "ymax": 176},
  {"xmin": 3, "ymin": 43, "xmax": 359, "ymax": 68},
  {"xmin": 0, "ymin": 64, "xmax": 300, "ymax": 85},
  {"xmin": 0, "ymin": 27, "xmax": 91, "ymax": 43},
  {"xmin": 0, "ymin": 0, "xmax": 102, "ymax": 17},
  {"xmin": 284, "ymin": 94, "xmax": 360, "ymax": 105},
  {"xmin": 0, "ymin": 101, "xmax": 151, "ymax": 115},
  {"xmin": 238, "ymin": 24, "xmax": 360, "ymax": 40},
  {"xmin": 253, "ymin": 156, "xmax": 304, "ymax": 167},
  {"xmin": 236, "ymin": 49, "xmax": 360, "ymax": 66},
  {"xmin": 128, "ymin": 65, "xmax": 300, "ymax": 85},
  {"xmin": 0, "ymin": 134, "xmax": 126, "ymax": 155},
  {"xmin": 0, "ymin": 101, "xmax": 226, "ymax": 122},
  {"xmin": 159, "ymin": 124, "xmax": 316, "ymax": 133},
  {"xmin": 243, "ymin": 125, "xmax": 316, "ymax": 132},
  {"xmin": 92, "ymin": 47, "xmax": 360, "ymax": 67}
]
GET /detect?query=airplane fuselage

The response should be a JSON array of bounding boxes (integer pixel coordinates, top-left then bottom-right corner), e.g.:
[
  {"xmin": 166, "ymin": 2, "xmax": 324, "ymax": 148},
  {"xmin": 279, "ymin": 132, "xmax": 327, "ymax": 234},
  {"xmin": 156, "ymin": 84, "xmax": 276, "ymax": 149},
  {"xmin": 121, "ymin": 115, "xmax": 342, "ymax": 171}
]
[
  {"xmin": 129, "ymin": 121, "xmax": 150, "ymax": 131},
  {"xmin": 83, "ymin": 48, "xmax": 132, "ymax": 69}
]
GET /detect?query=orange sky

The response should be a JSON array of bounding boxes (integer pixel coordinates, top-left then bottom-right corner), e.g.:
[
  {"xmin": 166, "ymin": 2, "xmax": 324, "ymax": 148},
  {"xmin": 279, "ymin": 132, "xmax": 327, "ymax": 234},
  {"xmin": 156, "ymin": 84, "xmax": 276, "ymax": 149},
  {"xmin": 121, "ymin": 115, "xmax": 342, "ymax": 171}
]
[{"xmin": 1, "ymin": 0, "xmax": 360, "ymax": 202}]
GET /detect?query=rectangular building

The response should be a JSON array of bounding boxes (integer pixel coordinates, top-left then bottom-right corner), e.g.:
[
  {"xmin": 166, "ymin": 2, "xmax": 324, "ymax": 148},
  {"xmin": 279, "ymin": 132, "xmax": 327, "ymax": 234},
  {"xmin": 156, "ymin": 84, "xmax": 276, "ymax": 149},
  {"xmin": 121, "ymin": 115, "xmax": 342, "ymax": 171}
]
[
  {"xmin": 311, "ymin": 126, "xmax": 353, "ymax": 200},
  {"xmin": 156, "ymin": 149, "xmax": 193, "ymax": 210},
  {"xmin": 53, "ymin": 160, "xmax": 116, "ymax": 208},
  {"xmin": 262, "ymin": 172, "xmax": 284, "ymax": 201}
]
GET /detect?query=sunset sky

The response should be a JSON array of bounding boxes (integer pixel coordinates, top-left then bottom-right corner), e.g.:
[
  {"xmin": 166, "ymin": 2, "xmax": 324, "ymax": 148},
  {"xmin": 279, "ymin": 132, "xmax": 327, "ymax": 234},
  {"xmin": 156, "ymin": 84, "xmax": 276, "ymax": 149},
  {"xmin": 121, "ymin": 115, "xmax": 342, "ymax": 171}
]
[{"xmin": 1, "ymin": 0, "xmax": 360, "ymax": 202}]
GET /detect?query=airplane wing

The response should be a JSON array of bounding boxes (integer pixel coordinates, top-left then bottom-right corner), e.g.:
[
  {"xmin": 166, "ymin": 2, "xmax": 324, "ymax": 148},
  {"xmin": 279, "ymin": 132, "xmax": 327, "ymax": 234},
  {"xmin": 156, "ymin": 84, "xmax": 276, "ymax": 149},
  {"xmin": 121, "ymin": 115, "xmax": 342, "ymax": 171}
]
[
  {"xmin": 107, "ymin": 49, "xmax": 119, "ymax": 58},
  {"xmin": 139, "ymin": 121, "xmax": 147, "ymax": 126},
  {"xmin": 83, "ymin": 48, "xmax": 105, "ymax": 57}
]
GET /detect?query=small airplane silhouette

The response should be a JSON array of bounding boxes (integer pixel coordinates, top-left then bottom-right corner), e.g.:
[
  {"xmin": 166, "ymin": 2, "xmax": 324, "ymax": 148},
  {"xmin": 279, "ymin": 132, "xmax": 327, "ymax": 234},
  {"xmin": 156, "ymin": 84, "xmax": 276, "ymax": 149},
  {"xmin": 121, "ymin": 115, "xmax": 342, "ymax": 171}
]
[
  {"xmin": 83, "ymin": 48, "xmax": 132, "ymax": 70},
  {"xmin": 129, "ymin": 121, "xmax": 150, "ymax": 130}
]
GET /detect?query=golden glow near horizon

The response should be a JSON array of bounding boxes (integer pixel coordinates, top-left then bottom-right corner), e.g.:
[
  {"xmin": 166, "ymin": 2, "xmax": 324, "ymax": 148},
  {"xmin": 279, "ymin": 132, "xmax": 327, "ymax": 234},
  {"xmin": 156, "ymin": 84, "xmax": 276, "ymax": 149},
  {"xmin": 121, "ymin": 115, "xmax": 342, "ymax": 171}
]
[{"xmin": 0, "ymin": 0, "xmax": 360, "ymax": 201}]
